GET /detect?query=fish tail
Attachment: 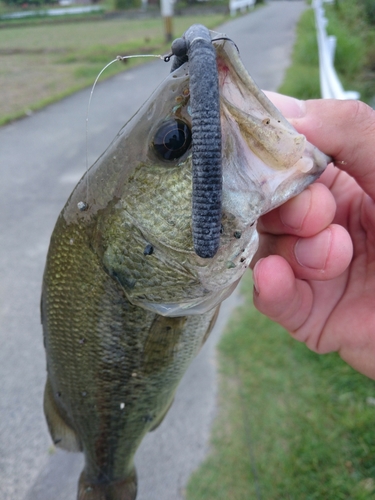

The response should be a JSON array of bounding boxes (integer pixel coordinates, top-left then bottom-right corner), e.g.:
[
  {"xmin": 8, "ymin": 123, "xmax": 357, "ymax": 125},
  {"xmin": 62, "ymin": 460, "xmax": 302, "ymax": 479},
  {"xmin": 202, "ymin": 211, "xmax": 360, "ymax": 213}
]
[{"xmin": 78, "ymin": 469, "xmax": 137, "ymax": 500}]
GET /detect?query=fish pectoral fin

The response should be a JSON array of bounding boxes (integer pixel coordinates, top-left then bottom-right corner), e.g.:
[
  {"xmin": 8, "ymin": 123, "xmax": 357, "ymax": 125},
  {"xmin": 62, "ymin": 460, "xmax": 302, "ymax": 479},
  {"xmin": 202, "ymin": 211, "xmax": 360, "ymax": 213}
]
[
  {"xmin": 149, "ymin": 397, "xmax": 175, "ymax": 432},
  {"xmin": 200, "ymin": 304, "xmax": 221, "ymax": 348},
  {"xmin": 143, "ymin": 316, "xmax": 187, "ymax": 374},
  {"xmin": 43, "ymin": 378, "xmax": 82, "ymax": 452},
  {"xmin": 78, "ymin": 469, "xmax": 137, "ymax": 500}
]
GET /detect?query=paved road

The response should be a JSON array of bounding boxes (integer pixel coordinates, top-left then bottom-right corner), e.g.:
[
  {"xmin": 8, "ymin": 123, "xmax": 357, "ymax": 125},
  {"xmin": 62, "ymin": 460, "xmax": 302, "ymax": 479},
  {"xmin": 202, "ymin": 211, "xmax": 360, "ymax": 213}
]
[{"xmin": 0, "ymin": 2, "xmax": 306, "ymax": 499}]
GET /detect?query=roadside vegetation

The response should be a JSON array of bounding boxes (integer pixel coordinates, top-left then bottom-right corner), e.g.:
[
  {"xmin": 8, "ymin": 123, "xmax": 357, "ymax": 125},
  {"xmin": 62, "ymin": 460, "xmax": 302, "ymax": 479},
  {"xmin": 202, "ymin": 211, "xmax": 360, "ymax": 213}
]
[
  {"xmin": 279, "ymin": 0, "xmax": 375, "ymax": 104},
  {"xmin": 186, "ymin": 273, "xmax": 375, "ymax": 500},
  {"xmin": 0, "ymin": 11, "xmax": 228, "ymax": 125}
]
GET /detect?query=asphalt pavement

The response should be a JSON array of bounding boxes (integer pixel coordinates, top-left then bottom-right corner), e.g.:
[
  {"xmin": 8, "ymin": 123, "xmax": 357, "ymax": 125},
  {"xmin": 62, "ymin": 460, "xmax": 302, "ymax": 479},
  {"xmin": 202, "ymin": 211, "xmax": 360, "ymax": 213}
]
[{"xmin": 0, "ymin": 2, "xmax": 306, "ymax": 499}]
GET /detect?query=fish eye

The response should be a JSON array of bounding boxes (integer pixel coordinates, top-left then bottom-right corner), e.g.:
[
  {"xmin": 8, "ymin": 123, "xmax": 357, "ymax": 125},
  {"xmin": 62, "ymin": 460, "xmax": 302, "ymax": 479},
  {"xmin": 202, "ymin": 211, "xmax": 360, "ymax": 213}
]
[{"xmin": 153, "ymin": 119, "xmax": 192, "ymax": 161}]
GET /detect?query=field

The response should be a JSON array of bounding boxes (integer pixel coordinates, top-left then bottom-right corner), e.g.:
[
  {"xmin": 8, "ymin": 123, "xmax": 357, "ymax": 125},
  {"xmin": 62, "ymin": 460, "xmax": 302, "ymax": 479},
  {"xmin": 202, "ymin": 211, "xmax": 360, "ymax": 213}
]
[{"xmin": 0, "ymin": 13, "xmax": 227, "ymax": 124}]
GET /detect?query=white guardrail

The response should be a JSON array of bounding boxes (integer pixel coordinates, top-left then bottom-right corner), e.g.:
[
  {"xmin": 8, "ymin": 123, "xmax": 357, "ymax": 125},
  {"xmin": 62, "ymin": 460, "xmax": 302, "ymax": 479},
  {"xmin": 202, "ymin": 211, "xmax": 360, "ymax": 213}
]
[
  {"xmin": 230, "ymin": 0, "xmax": 255, "ymax": 17},
  {"xmin": 313, "ymin": 0, "xmax": 360, "ymax": 99}
]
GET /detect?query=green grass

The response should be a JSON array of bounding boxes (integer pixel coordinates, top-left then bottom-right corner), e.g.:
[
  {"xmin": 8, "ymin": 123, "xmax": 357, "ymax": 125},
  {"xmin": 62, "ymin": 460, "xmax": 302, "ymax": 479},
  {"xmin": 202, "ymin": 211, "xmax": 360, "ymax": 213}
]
[
  {"xmin": 278, "ymin": 8, "xmax": 320, "ymax": 100},
  {"xmin": 279, "ymin": 2, "xmax": 375, "ymax": 103},
  {"xmin": 0, "ymin": 13, "xmax": 228, "ymax": 125},
  {"xmin": 186, "ymin": 273, "xmax": 375, "ymax": 499},
  {"xmin": 324, "ymin": 1, "xmax": 375, "ymax": 104}
]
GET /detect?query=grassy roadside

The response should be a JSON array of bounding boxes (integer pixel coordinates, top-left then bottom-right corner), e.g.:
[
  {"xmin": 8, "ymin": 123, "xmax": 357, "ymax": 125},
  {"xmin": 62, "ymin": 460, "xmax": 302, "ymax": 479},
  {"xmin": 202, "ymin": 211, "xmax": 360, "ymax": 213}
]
[
  {"xmin": 279, "ymin": 2, "xmax": 375, "ymax": 103},
  {"xmin": 278, "ymin": 8, "xmax": 320, "ymax": 100},
  {"xmin": 0, "ymin": 12, "xmax": 228, "ymax": 125},
  {"xmin": 185, "ymin": 273, "xmax": 375, "ymax": 500}
]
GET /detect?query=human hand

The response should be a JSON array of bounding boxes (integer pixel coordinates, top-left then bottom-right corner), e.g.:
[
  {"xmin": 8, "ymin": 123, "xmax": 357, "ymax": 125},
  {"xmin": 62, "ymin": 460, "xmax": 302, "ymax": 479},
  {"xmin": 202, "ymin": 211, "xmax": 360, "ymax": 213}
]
[{"xmin": 251, "ymin": 93, "xmax": 375, "ymax": 379}]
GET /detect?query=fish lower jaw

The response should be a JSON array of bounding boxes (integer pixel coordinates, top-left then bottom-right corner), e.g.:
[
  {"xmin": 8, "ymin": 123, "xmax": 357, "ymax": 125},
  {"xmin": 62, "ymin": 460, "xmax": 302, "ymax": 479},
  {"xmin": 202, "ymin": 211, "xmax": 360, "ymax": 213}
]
[{"xmin": 136, "ymin": 279, "xmax": 240, "ymax": 317}]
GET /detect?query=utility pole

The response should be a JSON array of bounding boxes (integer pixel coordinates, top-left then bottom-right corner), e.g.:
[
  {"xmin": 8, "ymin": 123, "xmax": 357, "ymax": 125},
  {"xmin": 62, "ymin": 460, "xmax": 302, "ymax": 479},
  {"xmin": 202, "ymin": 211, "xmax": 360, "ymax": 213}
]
[{"xmin": 161, "ymin": 0, "xmax": 174, "ymax": 43}]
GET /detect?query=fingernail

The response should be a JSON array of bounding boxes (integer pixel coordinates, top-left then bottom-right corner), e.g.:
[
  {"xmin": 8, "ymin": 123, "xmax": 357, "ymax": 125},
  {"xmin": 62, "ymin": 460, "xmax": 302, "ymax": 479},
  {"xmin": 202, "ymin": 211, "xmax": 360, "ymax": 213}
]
[
  {"xmin": 284, "ymin": 97, "xmax": 306, "ymax": 119},
  {"xmin": 294, "ymin": 229, "xmax": 331, "ymax": 270},
  {"xmin": 253, "ymin": 259, "xmax": 263, "ymax": 295},
  {"xmin": 279, "ymin": 188, "xmax": 311, "ymax": 230}
]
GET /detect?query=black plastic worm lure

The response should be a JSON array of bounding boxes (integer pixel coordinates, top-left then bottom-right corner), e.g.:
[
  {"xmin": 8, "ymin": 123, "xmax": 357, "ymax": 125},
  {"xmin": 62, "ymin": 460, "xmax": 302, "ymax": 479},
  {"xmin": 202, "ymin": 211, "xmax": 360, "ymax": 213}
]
[{"xmin": 167, "ymin": 24, "xmax": 222, "ymax": 259}]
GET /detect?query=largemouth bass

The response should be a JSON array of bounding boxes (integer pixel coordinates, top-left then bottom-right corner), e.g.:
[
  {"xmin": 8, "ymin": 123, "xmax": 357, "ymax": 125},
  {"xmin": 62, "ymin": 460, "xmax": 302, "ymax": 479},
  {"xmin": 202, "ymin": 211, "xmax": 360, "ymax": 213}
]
[{"xmin": 41, "ymin": 25, "xmax": 329, "ymax": 500}]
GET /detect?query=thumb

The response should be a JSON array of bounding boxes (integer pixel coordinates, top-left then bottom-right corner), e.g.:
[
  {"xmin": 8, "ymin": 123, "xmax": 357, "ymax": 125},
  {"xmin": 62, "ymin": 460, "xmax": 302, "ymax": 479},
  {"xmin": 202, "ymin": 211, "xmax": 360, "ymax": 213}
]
[{"xmin": 268, "ymin": 95, "xmax": 375, "ymax": 200}]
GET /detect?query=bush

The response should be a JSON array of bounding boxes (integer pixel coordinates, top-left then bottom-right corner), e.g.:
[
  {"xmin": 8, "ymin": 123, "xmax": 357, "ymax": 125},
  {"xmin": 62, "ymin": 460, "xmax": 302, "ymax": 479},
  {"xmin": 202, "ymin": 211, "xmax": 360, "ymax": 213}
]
[
  {"xmin": 361, "ymin": 0, "xmax": 375, "ymax": 25},
  {"xmin": 326, "ymin": 0, "xmax": 375, "ymax": 103}
]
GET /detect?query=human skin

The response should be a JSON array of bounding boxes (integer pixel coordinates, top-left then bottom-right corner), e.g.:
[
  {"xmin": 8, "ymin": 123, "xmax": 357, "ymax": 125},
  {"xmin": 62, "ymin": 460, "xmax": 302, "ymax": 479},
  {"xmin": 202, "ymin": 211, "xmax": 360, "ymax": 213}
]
[{"xmin": 251, "ymin": 93, "xmax": 375, "ymax": 379}]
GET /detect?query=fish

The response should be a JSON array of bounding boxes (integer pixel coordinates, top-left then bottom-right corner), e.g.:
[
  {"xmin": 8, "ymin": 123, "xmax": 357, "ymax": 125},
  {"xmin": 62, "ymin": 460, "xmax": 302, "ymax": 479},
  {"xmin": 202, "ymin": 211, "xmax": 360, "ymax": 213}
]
[{"xmin": 41, "ymin": 24, "xmax": 330, "ymax": 500}]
